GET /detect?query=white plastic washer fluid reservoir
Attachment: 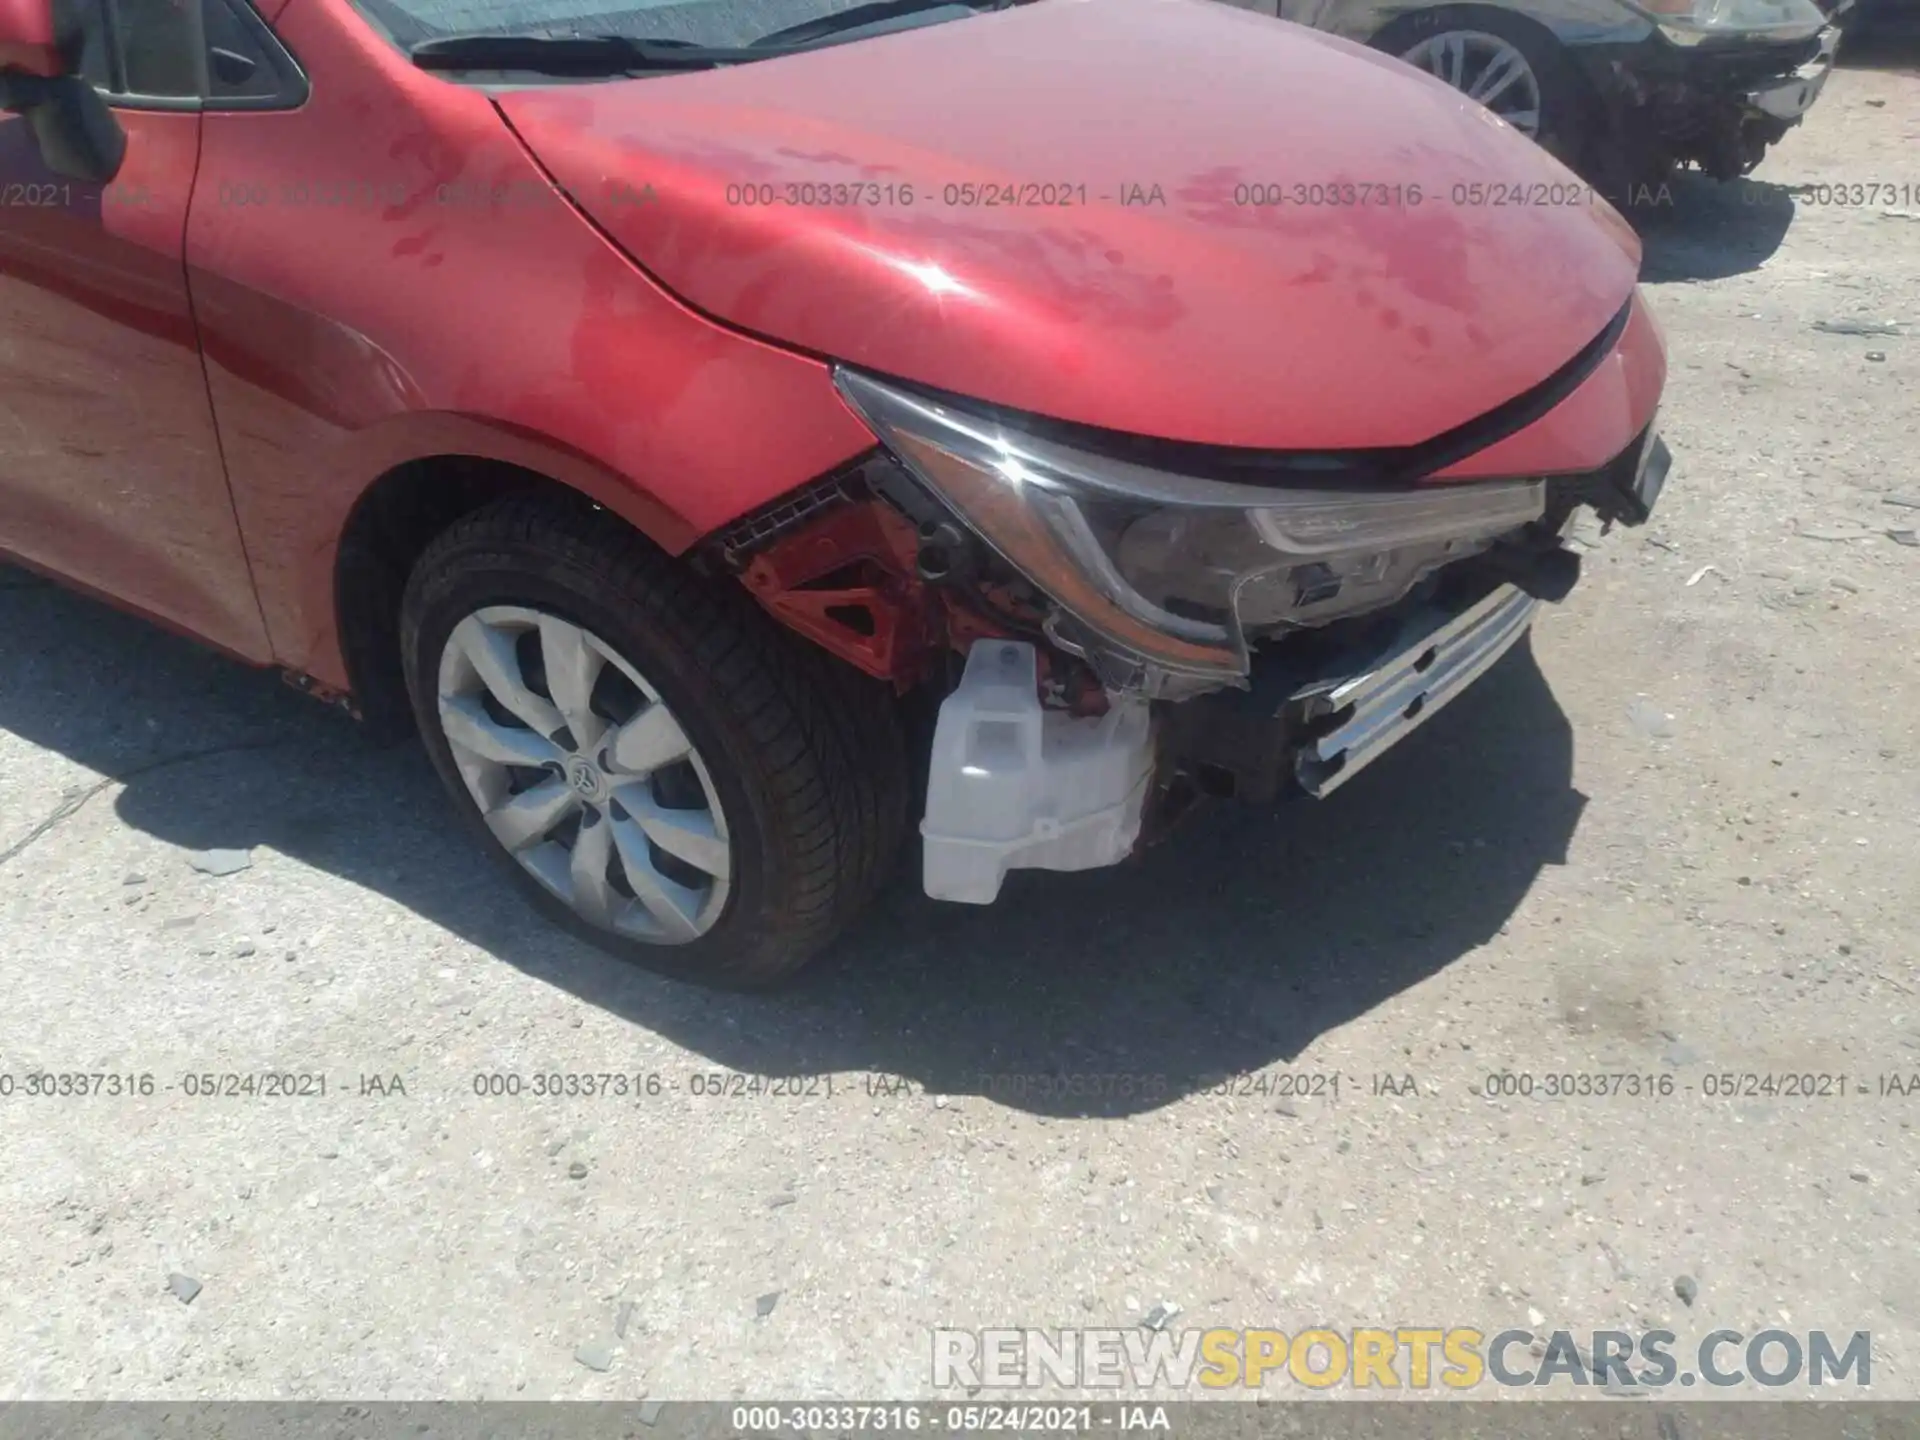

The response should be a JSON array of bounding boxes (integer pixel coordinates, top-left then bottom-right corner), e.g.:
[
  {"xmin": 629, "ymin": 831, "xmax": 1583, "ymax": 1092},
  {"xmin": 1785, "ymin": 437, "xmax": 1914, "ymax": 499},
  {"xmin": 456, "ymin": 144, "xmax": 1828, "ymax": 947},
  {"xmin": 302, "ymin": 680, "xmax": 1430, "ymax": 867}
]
[{"xmin": 921, "ymin": 640, "xmax": 1155, "ymax": 904}]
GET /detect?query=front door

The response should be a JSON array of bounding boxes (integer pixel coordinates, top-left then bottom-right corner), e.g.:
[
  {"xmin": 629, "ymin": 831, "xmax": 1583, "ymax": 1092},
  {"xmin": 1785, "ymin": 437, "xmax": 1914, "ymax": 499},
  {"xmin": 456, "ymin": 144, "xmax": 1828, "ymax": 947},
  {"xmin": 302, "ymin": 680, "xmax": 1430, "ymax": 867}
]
[{"xmin": 0, "ymin": 0, "xmax": 271, "ymax": 660}]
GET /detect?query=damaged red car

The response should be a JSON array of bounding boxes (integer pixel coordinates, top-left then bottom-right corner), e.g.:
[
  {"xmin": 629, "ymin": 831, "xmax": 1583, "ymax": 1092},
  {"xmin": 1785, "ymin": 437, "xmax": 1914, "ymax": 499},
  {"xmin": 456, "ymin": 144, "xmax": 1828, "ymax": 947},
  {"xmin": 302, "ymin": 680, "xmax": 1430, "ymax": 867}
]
[{"xmin": 0, "ymin": 0, "xmax": 1668, "ymax": 985}]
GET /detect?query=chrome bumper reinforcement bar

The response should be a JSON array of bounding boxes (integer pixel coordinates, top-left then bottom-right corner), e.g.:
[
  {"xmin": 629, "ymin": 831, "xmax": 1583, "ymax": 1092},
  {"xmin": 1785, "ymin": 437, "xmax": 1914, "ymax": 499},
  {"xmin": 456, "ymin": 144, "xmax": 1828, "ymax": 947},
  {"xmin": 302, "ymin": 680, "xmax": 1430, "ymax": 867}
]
[{"xmin": 1293, "ymin": 584, "xmax": 1541, "ymax": 799}]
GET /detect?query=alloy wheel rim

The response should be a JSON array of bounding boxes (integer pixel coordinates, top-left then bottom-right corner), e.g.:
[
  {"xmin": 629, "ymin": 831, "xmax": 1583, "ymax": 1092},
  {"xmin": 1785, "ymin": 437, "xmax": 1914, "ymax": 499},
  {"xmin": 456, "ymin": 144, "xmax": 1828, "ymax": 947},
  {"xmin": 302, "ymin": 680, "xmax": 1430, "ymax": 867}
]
[
  {"xmin": 1400, "ymin": 30, "xmax": 1543, "ymax": 137},
  {"xmin": 436, "ymin": 605, "xmax": 731, "ymax": 944}
]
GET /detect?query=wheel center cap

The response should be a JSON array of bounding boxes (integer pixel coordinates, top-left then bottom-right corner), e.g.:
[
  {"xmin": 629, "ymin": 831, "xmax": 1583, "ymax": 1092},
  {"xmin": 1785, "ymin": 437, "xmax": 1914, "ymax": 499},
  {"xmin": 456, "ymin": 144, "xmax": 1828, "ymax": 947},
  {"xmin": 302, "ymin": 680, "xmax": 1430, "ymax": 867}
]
[{"xmin": 564, "ymin": 755, "xmax": 607, "ymax": 803}]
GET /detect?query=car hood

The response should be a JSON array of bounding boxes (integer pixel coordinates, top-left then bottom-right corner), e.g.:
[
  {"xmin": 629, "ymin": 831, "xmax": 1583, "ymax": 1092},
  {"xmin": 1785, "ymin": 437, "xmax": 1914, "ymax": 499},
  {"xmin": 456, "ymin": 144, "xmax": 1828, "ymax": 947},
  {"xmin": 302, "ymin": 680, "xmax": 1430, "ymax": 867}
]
[{"xmin": 498, "ymin": 0, "xmax": 1642, "ymax": 452}]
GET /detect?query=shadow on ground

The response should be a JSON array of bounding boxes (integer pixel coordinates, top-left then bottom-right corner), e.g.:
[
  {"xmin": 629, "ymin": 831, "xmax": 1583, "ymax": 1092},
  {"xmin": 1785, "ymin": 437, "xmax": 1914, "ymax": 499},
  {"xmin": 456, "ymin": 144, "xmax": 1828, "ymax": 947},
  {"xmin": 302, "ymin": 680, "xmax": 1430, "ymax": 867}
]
[
  {"xmin": 1634, "ymin": 172, "xmax": 1797, "ymax": 284},
  {"xmin": 0, "ymin": 565, "xmax": 1586, "ymax": 1116}
]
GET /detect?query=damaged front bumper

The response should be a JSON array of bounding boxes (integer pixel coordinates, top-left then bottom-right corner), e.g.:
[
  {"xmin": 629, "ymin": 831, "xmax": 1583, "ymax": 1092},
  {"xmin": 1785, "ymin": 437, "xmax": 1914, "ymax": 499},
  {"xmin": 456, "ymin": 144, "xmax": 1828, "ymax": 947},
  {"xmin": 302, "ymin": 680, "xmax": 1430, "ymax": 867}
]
[
  {"xmin": 916, "ymin": 432, "xmax": 1672, "ymax": 902},
  {"xmin": 1577, "ymin": 22, "xmax": 1843, "ymax": 180},
  {"xmin": 1747, "ymin": 19, "xmax": 1843, "ymax": 120},
  {"xmin": 826, "ymin": 325, "xmax": 1672, "ymax": 903}
]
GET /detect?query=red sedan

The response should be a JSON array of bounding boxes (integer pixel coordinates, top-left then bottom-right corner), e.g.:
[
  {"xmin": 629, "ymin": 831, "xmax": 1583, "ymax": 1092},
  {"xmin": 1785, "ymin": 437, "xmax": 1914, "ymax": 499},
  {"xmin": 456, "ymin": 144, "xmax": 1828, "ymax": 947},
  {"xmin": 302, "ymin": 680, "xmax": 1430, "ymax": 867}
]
[{"xmin": 0, "ymin": 0, "xmax": 1667, "ymax": 985}]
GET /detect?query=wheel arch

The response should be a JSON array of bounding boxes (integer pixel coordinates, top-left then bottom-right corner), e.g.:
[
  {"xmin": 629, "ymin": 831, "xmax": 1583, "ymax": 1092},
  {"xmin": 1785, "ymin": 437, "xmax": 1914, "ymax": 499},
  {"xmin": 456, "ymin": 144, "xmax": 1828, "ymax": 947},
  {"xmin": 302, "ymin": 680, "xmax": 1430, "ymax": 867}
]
[{"xmin": 332, "ymin": 455, "xmax": 680, "ymax": 740}]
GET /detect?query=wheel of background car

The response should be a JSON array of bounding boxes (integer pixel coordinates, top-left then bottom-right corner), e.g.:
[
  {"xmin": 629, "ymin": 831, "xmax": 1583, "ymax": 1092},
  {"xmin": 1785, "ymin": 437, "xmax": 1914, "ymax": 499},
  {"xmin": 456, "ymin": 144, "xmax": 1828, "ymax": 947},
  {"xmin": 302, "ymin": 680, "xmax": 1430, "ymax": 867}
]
[
  {"xmin": 1401, "ymin": 29, "xmax": 1543, "ymax": 134},
  {"xmin": 399, "ymin": 494, "xmax": 911, "ymax": 989},
  {"xmin": 1371, "ymin": 9, "xmax": 1584, "ymax": 166}
]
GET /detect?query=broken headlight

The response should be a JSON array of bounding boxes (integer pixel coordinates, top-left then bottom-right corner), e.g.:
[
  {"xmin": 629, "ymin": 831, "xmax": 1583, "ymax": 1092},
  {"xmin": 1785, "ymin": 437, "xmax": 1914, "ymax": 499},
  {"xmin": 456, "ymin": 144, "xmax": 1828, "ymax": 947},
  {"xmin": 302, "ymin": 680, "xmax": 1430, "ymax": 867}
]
[{"xmin": 835, "ymin": 368, "xmax": 1544, "ymax": 698}]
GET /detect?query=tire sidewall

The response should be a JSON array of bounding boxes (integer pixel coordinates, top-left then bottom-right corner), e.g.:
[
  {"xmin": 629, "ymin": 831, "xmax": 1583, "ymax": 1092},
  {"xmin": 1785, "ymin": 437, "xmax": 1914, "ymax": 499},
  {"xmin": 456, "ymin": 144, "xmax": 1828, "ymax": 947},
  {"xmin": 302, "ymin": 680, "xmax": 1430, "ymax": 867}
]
[{"xmin": 400, "ymin": 531, "xmax": 796, "ymax": 985}]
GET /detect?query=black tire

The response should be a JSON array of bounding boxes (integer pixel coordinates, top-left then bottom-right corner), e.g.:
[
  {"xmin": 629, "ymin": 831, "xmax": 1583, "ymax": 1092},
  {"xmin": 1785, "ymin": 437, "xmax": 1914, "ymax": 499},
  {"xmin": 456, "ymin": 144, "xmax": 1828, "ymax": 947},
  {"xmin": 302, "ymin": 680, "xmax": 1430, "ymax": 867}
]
[
  {"xmin": 400, "ymin": 492, "xmax": 911, "ymax": 989},
  {"xmin": 1370, "ymin": 8, "xmax": 1590, "ymax": 171}
]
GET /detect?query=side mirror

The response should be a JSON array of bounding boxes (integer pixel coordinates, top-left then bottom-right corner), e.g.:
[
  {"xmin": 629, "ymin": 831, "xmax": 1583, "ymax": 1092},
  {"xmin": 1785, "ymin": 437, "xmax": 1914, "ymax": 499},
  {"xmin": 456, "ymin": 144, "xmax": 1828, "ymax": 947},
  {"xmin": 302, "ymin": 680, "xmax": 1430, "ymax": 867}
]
[{"xmin": 0, "ymin": 0, "xmax": 126, "ymax": 183}]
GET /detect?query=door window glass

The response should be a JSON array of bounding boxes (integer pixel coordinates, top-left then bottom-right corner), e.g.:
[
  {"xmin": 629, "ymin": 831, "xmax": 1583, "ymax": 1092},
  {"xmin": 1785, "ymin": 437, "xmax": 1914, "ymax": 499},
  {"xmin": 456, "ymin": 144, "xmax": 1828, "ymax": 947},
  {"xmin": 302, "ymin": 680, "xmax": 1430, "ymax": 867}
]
[
  {"xmin": 202, "ymin": 0, "xmax": 284, "ymax": 100},
  {"xmin": 115, "ymin": 0, "xmax": 206, "ymax": 98}
]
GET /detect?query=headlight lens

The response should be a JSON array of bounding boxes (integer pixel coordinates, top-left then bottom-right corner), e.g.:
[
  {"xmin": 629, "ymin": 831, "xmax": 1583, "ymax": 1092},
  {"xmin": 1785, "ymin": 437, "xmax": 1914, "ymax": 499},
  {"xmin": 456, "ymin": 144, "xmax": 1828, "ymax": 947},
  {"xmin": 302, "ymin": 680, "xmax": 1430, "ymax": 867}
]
[
  {"xmin": 1624, "ymin": 0, "xmax": 1825, "ymax": 43},
  {"xmin": 835, "ymin": 369, "xmax": 1544, "ymax": 696}
]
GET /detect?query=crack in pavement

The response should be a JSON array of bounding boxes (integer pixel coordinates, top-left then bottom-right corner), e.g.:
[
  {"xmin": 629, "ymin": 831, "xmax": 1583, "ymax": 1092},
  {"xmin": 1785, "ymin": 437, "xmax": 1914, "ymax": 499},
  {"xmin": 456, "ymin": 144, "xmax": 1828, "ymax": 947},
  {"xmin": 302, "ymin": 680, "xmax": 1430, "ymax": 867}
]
[{"xmin": 0, "ymin": 737, "xmax": 297, "ymax": 870}]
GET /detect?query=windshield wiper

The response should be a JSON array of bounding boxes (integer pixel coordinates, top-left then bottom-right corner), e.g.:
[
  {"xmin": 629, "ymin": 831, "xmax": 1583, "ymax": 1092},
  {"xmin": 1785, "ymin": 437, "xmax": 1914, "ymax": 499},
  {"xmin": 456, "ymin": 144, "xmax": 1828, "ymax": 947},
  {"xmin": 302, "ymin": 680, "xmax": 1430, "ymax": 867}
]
[
  {"xmin": 748, "ymin": 0, "xmax": 1010, "ymax": 48},
  {"xmin": 412, "ymin": 0, "xmax": 1020, "ymax": 73},
  {"xmin": 411, "ymin": 32, "xmax": 767, "ymax": 74}
]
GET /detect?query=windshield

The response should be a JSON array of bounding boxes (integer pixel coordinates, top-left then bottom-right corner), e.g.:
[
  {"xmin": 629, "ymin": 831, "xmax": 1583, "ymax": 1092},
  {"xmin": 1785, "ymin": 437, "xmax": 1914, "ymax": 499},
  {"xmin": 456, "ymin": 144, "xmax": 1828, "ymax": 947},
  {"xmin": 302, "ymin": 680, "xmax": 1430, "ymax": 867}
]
[{"xmin": 366, "ymin": 0, "xmax": 969, "ymax": 51}]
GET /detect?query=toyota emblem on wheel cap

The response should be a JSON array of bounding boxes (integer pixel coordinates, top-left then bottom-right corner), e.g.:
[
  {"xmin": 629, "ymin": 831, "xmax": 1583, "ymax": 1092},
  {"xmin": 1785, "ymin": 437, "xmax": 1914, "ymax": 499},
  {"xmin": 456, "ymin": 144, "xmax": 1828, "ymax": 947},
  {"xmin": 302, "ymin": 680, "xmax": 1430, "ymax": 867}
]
[{"xmin": 565, "ymin": 756, "xmax": 603, "ymax": 800}]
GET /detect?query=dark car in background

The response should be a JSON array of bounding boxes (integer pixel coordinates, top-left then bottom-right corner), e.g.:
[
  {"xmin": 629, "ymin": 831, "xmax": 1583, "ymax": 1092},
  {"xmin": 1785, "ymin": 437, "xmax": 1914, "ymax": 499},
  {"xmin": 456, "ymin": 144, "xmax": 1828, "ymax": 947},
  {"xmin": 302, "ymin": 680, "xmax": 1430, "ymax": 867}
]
[{"xmin": 1219, "ymin": 0, "xmax": 1843, "ymax": 191}]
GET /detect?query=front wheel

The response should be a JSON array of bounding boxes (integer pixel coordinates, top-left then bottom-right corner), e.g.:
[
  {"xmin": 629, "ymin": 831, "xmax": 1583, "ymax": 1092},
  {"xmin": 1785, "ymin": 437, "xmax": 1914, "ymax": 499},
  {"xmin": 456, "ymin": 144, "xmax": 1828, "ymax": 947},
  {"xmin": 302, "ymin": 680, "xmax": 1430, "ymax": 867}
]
[{"xmin": 400, "ymin": 494, "xmax": 911, "ymax": 989}]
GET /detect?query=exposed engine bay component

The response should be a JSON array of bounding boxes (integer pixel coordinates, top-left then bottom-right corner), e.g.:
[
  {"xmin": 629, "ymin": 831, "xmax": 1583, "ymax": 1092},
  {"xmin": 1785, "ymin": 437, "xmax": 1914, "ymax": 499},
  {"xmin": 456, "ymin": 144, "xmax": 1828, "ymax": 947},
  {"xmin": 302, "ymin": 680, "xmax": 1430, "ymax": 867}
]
[
  {"xmin": 734, "ymin": 495, "xmax": 937, "ymax": 686},
  {"xmin": 716, "ymin": 453, "xmax": 1092, "ymax": 693},
  {"xmin": 920, "ymin": 640, "xmax": 1154, "ymax": 905},
  {"xmin": 1476, "ymin": 536, "xmax": 1583, "ymax": 602},
  {"xmin": 712, "ymin": 467, "xmax": 863, "ymax": 568}
]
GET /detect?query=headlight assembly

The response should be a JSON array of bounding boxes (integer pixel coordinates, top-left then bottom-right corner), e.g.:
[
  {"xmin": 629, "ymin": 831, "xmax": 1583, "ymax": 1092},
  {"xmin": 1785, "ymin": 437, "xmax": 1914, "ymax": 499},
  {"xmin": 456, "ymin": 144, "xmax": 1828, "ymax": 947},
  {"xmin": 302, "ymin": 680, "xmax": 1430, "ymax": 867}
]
[
  {"xmin": 1620, "ymin": 0, "xmax": 1826, "ymax": 44},
  {"xmin": 835, "ymin": 368, "xmax": 1545, "ymax": 699}
]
